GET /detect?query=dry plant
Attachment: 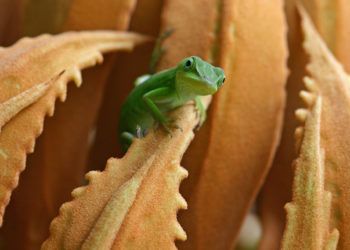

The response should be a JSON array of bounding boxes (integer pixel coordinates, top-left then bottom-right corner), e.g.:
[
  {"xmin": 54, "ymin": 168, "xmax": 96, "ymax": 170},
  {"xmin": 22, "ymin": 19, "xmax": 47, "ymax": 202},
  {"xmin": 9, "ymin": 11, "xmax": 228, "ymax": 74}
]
[{"xmin": 0, "ymin": 0, "xmax": 349, "ymax": 249}]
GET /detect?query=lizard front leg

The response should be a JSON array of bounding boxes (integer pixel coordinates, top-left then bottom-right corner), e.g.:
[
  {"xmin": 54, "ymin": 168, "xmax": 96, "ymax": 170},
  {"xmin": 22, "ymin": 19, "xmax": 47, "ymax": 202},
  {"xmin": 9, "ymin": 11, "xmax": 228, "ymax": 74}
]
[
  {"xmin": 142, "ymin": 87, "xmax": 178, "ymax": 133},
  {"xmin": 195, "ymin": 96, "xmax": 206, "ymax": 127}
]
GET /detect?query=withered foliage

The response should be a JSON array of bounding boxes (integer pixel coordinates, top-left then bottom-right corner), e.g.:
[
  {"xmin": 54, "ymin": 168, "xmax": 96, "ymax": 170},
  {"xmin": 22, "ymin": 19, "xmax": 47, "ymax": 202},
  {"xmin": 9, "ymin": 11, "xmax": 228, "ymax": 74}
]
[{"xmin": 0, "ymin": 0, "xmax": 350, "ymax": 249}]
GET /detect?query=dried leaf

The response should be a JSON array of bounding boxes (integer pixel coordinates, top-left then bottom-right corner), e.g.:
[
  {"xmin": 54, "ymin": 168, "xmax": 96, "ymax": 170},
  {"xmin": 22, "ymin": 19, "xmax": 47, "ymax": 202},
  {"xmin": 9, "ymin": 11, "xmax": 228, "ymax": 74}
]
[
  {"xmin": 173, "ymin": 0, "xmax": 288, "ymax": 249},
  {"xmin": 0, "ymin": 31, "xmax": 147, "ymax": 226},
  {"xmin": 0, "ymin": 2, "xmax": 140, "ymax": 248},
  {"xmin": 0, "ymin": 79, "xmax": 51, "ymax": 132},
  {"xmin": 258, "ymin": 1, "xmax": 307, "ymax": 248},
  {"xmin": 158, "ymin": 6, "xmax": 220, "ymax": 238},
  {"xmin": 289, "ymin": 5, "xmax": 350, "ymax": 248},
  {"xmin": 42, "ymin": 1, "xmax": 217, "ymax": 247},
  {"xmin": 282, "ymin": 93, "xmax": 339, "ymax": 249},
  {"xmin": 259, "ymin": 0, "xmax": 350, "ymax": 247},
  {"xmin": 42, "ymin": 100, "xmax": 206, "ymax": 249},
  {"xmin": 297, "ymin": 0, "xmax": 350, "ymax": 72}
]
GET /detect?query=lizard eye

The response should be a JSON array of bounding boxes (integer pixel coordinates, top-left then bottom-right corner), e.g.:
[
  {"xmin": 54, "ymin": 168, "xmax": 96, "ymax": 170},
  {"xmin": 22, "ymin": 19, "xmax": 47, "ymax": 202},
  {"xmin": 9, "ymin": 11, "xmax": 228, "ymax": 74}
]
[{"xmin": 184, "ymin": 58, "xmax": 194, "ymax": 70}]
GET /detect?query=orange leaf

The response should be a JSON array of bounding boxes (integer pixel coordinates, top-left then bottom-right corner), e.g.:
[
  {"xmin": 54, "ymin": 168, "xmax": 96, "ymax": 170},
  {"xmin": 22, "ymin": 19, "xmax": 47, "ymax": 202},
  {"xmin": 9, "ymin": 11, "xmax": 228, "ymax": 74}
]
[
  {"xmin": 0, "ymin": 31, "xmax": 146, "ymax": 226},
  {"xmin": 0, "ymin": 2, "xmax": 140, "ymax": 248},
  {"xmin": 290, "ymin": 5, "xmax": 350, "ymax": 248},
  {"xmin": 171, "ymin": 0, "xmax": 288, "ymax": 249},
  {"xmin": 42, "ymin": 100, "xmax": 206, "ymax": 249},
  {"xmin": 0, "ymin": 79, "xmax": 51, "ymax": 131},
  {"xmin": 282, "ymin": 93, "xmax": 339, "ymax": 249},
  {"xmin": 259, "ymin": 0, "xmax": 350, "ymax": 248}
]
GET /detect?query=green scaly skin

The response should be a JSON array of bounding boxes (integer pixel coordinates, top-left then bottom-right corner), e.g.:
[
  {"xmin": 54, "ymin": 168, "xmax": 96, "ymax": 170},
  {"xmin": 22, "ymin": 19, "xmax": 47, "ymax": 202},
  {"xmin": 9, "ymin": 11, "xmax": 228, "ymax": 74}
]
[{"xmin": 119, "ymin": 56, "xmax": 225, "ymax": 151}]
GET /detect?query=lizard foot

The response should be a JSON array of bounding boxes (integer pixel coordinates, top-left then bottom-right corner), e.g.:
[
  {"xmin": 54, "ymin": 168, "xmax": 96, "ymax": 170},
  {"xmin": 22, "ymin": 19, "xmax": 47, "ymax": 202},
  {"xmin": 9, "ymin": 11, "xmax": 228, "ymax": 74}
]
[
  {"xmin": 162, "ymin": 119, "xmax": 183, "ymax": 136},
  {"xmin": 194, "ymin": 97, "xmax": 206, "ymax": 129}
]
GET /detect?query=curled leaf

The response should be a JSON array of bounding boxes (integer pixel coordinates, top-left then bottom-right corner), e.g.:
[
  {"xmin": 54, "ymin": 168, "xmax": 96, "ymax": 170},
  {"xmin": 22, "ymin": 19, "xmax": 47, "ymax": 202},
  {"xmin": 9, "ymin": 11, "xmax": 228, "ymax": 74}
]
[
  {"xmin": 0, "ymin": 31, "xmax": 147, "ymax": 225},
  {"xmin": 42, "ymin": 100, "xmax": 207, "ymax": 249}
]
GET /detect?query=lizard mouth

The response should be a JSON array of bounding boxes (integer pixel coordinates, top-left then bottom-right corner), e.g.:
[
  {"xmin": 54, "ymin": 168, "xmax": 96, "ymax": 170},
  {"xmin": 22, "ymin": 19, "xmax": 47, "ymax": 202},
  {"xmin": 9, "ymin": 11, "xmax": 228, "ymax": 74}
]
[{"xmin": 195, "ymin": 79, "xmax": 218, "ymax": 95}]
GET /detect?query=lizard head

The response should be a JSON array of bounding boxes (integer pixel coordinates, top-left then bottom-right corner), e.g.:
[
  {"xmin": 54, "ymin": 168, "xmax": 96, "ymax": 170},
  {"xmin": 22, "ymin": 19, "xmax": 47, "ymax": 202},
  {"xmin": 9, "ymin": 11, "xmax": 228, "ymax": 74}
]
[{"xmin": 175, "ymin": 56, "xmax": 225, "ymax": 96}]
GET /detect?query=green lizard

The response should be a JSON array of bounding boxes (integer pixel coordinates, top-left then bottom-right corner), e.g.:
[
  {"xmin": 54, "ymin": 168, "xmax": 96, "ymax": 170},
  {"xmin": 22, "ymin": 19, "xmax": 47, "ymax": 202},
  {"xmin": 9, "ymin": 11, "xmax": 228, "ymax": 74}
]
[{"xmin": 119, "ymin": 56, "xmax": 225, "ymax": 151}]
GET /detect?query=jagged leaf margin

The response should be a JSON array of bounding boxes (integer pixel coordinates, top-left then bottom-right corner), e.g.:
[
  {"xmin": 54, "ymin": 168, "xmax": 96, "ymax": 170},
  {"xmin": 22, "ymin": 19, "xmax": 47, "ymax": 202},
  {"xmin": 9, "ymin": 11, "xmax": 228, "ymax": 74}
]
[
  {"xmin": 282, "ymin": 86, "xmax": 338, "ymax": 249},
  {"xmin": 0, "ymin": 31, "xmax": 146, "ymax": 225},
  {"xmin": 42, "ymin": 100, "xmax": 208, "ymax": 249},
  {"xmin": 281, "ymin": 5, "xmax": 341, "ymax": 249}
]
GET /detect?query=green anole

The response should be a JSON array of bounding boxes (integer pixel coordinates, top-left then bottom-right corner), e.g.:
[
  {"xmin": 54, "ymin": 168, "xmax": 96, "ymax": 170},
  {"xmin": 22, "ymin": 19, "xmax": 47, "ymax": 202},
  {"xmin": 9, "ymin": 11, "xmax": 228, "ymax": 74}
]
[{"xmin": 119, "ymin": 55, "xmax": 225, "ymax": 151}]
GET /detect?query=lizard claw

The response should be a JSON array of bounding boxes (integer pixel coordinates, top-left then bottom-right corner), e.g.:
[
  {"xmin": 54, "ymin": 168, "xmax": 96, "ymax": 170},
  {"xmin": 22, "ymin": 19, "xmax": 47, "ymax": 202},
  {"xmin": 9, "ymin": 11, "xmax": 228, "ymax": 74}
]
[{"xmin": 162, "ymin": 119, "xmax": 183, "ymax": 136}]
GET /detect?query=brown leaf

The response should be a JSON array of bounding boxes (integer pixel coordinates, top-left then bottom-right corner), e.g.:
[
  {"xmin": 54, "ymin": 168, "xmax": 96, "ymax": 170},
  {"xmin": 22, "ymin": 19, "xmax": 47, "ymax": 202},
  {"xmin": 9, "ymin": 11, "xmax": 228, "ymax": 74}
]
[
  {"xmin": 281, "ymin": 93, "xmax": 339, "ymax": 249},
  {"xmin": 297, "ymin": 0, "xmax": 350, "ymax": 72},
  {"xmin": 174, "ymin": 0, "xmax": 288, "ymax": 249},
  {"xmin": 0, "ymin": 79, "xmax": 51, "ymax": 132},
  {"xmin": 258, "ymin": 1, "xmax": 307, "ymax": 248},
  {"xmin": 42, "ymin": 100, "xmax": 206, "ymax": 249},
  {"xmin": 294, "ymin": 5, "xmax": 350, "ymax": 248},
  {"xmin": 0, "ymin": 2, "xmax": 140, "ymax": 248},
  {"xmin": 259, "ymin": 0, "xmax": 350, "ymax": 247},
  {"xmin": 0, "ymin": 31, "xmax": 146, "ymax": 226},
  {"xmin": 157, "ymin": 6, "xmax": 220, "ymax": 236},
  {"xmin": 42, "ymin": 0, "xmax": 219, "ymax": 247}
]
